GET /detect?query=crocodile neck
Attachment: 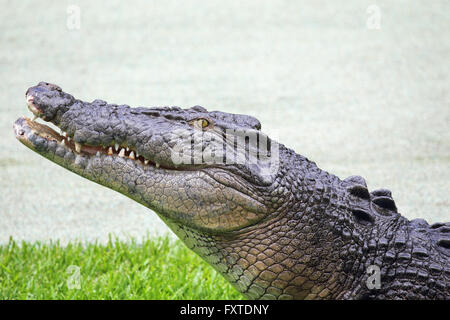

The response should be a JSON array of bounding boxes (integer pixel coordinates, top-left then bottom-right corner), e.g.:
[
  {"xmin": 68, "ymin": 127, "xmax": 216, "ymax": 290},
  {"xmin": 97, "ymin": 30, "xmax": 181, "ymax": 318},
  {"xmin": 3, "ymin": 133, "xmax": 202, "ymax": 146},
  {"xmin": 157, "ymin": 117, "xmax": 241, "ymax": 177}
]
[{"xmin": 166, "ymin": 151, "xmax": 449, "ymax": 299}]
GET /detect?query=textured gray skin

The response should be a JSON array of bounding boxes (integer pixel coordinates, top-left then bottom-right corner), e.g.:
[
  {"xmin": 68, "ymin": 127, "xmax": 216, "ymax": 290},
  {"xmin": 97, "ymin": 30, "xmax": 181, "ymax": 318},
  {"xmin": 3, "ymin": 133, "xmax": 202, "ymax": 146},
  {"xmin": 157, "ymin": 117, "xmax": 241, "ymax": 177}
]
[{"xmin": 14, "ymin": 82, "xmax": 450, "ymax": 299}]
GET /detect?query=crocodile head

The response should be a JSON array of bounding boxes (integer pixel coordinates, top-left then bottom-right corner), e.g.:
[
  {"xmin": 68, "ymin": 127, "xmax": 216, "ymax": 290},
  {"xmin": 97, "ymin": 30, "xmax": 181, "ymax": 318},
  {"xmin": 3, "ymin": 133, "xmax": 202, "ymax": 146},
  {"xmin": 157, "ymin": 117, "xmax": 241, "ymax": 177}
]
[{"xmin": 15, "ymin": 82, "xmax": 287, "ymax": 234}]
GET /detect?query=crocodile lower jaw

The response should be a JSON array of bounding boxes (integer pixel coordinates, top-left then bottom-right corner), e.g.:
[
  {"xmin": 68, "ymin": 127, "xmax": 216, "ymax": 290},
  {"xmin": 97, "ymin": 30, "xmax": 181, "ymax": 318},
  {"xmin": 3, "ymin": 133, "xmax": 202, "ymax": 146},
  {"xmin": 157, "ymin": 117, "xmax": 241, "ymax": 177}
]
[{"xmin": 14, "ymin": 116, "xmax": 163, "ymax": 169}]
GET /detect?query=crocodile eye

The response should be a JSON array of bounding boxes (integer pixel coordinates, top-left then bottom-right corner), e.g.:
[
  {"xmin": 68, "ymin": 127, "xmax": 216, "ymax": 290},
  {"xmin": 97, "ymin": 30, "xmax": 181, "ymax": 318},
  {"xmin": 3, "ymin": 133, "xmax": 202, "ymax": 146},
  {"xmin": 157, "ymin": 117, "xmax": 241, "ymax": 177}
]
[{"xmin": 192, "ymin": 118, "xmax": 210, "ymax": 129}]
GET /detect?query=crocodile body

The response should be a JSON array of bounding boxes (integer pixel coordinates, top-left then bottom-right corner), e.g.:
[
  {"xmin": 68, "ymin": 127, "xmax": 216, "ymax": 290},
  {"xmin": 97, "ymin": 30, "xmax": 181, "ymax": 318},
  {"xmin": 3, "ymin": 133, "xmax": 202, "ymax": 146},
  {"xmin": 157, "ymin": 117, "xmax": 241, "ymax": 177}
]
[{"xmin": 14, "ymin": 82, "xmax": 449, "ymax": 299}]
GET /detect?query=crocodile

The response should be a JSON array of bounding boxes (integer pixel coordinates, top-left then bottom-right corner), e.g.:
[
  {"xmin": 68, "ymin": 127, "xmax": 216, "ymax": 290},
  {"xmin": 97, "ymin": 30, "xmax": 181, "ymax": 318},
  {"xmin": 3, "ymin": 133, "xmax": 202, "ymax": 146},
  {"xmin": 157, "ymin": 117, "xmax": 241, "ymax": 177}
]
[{"xmin": 14, "ymin": 82, "xmax": 449, "ymax": 300}]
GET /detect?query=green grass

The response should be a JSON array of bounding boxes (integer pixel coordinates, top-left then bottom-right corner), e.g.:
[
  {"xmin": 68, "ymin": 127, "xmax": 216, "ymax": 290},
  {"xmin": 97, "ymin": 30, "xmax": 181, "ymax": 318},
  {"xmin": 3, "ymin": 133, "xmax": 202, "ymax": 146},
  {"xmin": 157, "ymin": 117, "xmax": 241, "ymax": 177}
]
[{"xmin": 0, "ymin": 236, "xmax": 244, "ymax": 300}]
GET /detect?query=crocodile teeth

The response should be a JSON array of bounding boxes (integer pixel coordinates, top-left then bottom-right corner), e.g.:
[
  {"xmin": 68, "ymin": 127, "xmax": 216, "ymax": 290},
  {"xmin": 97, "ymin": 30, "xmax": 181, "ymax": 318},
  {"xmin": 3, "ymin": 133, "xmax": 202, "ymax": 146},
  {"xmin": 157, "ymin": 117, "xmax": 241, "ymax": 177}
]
[
  {"xmin": 144, "ymin": 160, "xmax": 149, "ymax": 165},
  {"xmin": 136, "ymin": 152, "xmax": 139, "ymax": 158},
  {"xmin": 63, "ymin": 132, "xmax": 67, "ymax": 137},
  {"xmin": 126, "ymin": 147, "xmax": 129, "ymax": 152},
  {"xmin": 129, "ymin": 151, "xmax": 135, "ymax": 160},
  {"xmin": 96, "ymin": 151, "xmax": 100, "ymax": 156},
  {"xmin": 155, "ymin": 162, "xmax": 160, "ymax": 168},
  {"xmin": 115, "ymin": 143, "xmax": 119, "ymax": 151},
  {"xmin": 75, "ymin": 142, "xmax": 81, "ymax": 153},
  {"xmin": 61, "ymin": 139, "xmax": 65, "ymax": 146},
  {"xmin": 118, "ymin": 148, "xmax": 125, "ymax": 157},
  {"xmin": 107, "ymin": 147, "xmax": 113, "ymax": 155},
  {"xmin": 67, "ymin": 136, "xmax": 71, "ymax": 142}
]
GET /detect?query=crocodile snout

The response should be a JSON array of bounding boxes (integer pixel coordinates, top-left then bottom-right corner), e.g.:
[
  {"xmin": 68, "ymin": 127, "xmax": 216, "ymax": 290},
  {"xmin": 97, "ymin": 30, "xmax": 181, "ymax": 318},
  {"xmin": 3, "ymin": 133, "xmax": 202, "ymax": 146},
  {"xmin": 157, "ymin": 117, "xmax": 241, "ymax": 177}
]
[
  {"xmin": 24, "ymin": 81, "xmax": 75, "ymax": 123},
  {"xmin": 25, "ymin": 82, "xmax": 62, "ymax": 97}
]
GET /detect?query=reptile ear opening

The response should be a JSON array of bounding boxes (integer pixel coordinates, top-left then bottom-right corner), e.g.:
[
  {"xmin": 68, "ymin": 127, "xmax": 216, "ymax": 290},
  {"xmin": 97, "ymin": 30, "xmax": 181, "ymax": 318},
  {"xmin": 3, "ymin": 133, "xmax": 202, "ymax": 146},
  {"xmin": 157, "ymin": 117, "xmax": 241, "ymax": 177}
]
[{"xmin": 437, "ymin": 239, "xmax": 450, "ymax": 249}]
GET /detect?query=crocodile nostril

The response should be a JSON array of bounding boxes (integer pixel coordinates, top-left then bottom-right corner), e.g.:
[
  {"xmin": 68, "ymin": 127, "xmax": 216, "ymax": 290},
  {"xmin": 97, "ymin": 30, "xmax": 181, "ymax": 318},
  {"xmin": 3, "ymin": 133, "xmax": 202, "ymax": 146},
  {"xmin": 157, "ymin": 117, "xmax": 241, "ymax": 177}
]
[
  {"xmin": 47, "ymin": 82, "xmax": 62, "ymax": 91},
  {"xmin": 37, "ymin": 81, "xmax": 61, "ymax": 91}
]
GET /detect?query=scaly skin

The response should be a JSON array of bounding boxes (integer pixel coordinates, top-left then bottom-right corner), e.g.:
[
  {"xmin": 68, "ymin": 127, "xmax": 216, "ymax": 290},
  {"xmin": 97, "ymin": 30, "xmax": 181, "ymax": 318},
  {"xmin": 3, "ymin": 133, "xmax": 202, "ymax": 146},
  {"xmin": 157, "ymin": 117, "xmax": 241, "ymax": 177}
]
[{"xmin": 14, "ymin": 82, "xmax": 449, "ymax": 299}]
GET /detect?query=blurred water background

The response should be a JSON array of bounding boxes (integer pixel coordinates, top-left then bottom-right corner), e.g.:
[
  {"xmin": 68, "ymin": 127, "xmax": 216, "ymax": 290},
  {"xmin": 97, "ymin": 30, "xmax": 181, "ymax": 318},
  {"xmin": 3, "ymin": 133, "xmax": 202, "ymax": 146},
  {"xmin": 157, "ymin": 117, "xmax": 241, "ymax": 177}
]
[{"xmin": 1, "ymin": 1, "xmax": 448, "ymax": 244}]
